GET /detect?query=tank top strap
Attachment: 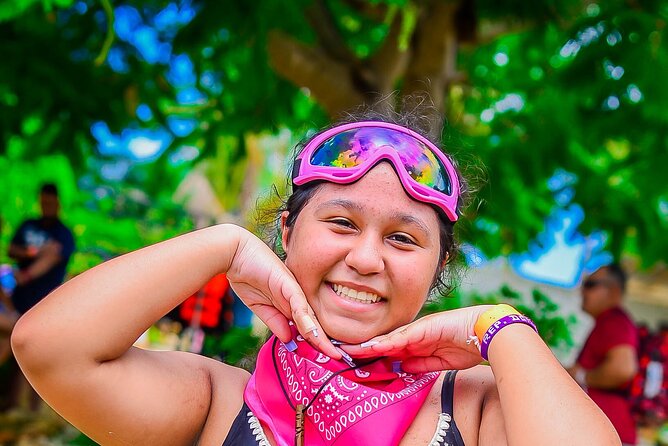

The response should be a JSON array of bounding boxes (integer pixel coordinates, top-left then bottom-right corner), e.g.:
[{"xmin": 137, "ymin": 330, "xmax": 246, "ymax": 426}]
[
  {"xmin": 438, "ymin": 370, "xmax": 465, "ymax": 446},
  {"xmin": 440, "ymin": 370, "xmax": 457, "ymax": 414}
]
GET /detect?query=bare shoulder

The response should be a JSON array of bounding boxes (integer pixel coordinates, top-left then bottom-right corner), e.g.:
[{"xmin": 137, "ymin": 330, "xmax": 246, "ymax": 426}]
[
  {"xmin": 455, "ymin": 364, "xmax": 496, "ymax": 396},
  {"xmin": 402, "ymin": 367, "xmax": 499, "ymax": 445},
  {"xmin": 452, "ymin": 365, "xmax": 499, "ymax": 445}
]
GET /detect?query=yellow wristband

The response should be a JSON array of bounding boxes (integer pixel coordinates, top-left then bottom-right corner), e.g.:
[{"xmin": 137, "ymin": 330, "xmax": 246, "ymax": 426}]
[{"xmin": 474, "ymin": 304, "xmax": 521, "ymax": 340}]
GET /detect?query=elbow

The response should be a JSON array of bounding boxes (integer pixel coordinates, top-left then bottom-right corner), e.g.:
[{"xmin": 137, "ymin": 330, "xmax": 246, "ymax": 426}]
[
  {"xmin": 10, "ymin": 314, "xmax": 51, "ymax": 373},
  {"xmin": 11, "ymin": 316, "xmax": 34, "ymax": 364}
]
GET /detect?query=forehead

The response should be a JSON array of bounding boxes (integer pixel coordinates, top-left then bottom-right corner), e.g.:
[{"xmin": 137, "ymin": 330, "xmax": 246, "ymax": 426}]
[
  {"xmin": 588, "ymin": 267, "xmax": 609, "ymax": 281},
  {"xmin": 40, "ymin": 193, "xmax": 58, "ymax": 202},
  {"xmin": 305, "ymin": 163, "xmax": 441, "ymax": 228}
]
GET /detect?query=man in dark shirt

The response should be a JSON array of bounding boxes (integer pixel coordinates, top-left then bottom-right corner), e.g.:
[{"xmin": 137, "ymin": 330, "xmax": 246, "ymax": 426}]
[
  {"xmin": 569, "ymin": 263, "xmax": 639, "ymax": 445},
  {"xmin": 9, "ymin": 183, "xmax": 75, "ymax": 315}
]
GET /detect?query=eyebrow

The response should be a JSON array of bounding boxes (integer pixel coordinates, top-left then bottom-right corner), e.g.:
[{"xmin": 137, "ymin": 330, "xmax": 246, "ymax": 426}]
[
  {"xmin": 315, "ymin": 199, "xmax": 432, "ymax": 238},
  {"xmin": 315, "ymin": 199, "xmax": 364, "ymax": 213},
  {"xmin": 390, "ymin": 212, "xmax": 432, "ymax": 238}
]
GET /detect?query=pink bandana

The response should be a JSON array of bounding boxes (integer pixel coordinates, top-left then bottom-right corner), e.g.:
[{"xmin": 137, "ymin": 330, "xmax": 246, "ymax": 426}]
[{"xmin": 244, "ymin": 331, "xmax": 439, "ymax": 446}]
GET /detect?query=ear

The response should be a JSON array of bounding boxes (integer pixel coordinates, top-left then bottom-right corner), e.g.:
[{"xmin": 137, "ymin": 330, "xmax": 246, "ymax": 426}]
[{"xmin": 280, "ymin": 211, "xmax": 291, "ymax": 255}]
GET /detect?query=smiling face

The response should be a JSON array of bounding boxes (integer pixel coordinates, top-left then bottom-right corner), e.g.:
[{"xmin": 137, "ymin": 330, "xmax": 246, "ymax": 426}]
[{"xmin": 281, "ymin": 162, "xmax": 442, "ymax": 343}]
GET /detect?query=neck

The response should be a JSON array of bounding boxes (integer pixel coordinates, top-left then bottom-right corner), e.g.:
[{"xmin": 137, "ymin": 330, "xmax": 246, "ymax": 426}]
[{"xmin": 593, "ymin": 304, "xmax": 620, "ymax": 319}]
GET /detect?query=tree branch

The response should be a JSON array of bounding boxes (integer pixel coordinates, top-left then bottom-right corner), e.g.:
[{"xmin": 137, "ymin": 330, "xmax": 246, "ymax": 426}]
[
  {"xmin": 94, "ymin": 0, "xmax": 115, "ymax": 67},
  {"xmin": 304, "ymin": 0, "xmax": 358, "ymax": 64},
  {"xmin": 402, "ymin": 0, "xmax": 462, "ymax": 115},
  {"xmin": 267, "ymin": 30, "xmax": 366, "ymax": 117},
  {"xmin": 364, "ymin": 9, "xmax": 411, "ymax": 96}
]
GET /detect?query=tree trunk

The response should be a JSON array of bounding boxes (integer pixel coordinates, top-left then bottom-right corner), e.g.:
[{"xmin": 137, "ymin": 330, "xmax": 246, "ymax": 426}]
[{"xmin": 266, "ymin": 0, "xmax": 466, "ymax": 119}]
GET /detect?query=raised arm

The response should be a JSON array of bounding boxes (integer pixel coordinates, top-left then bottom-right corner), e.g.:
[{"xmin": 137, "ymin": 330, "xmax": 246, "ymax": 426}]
[
  {"xmin": 344, "ymin": 307, "xmax": 621, "ymax": 446},
  {"xmin": 11, "ymin": 224, "xmax": 336, "ymax": 445},
  {"xmin": 14, "ymin": 240, "xmax": 63, "ymax": 285},
  {"xmin": 8, "ymin": 241, "xmax": 34, "ymax": 262}
]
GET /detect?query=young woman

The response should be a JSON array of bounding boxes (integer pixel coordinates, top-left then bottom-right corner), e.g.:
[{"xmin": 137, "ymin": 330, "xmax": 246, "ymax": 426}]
[{"xmin": 11, "ymin": 118, "xmax": 620, "ymax": 445}]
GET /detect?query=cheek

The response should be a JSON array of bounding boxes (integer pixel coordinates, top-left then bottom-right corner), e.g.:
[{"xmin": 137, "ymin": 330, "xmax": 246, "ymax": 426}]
[
  {"xmin": 408, "ymin": 251, "xmax": 441, "ymax": 287},
  {"xmin": 284, "ymin": 235, "xmax": 336, "ymax": 283}
]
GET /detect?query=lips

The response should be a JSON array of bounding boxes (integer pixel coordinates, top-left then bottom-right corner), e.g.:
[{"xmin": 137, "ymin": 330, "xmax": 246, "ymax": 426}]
[{"xmin": 330, "ymin": 283, "xmax": 382, "ymax": 304}]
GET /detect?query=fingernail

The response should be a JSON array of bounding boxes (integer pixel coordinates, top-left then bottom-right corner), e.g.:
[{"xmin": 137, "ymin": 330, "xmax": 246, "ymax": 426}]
[
  {"xmin": 301, "ymin": 314, "xmax": 316, "ymax": 332},
  {"xmin": 283, "ymin": 340, "xmax": 298, "ymax": 352},
  {"xmin": 392, "ymin": 361, "xmax": 403, "ymax": 373},
  {"xmin": 299, "ymin": 314, "xmax": 317, "ymax": 333},
  {"xmin": 360, "ymin": 340, "xmax": 379, "ymax": 348},
  {"xmin": 330, "ymin": 339, "xmax": 345, "ymax": 345},
  {"xmin": 312, "ymin": 329, "xmax": 319, "ymax": 338},
  {"xmin": 335, "ymin": 347, "xmax": 356, "ymax": 367}
]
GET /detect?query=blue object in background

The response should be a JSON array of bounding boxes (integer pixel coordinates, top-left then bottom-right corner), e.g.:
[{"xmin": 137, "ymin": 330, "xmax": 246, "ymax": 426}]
[
  {"xmin": 230, "ymin": 289, "xmax": 253, "ymax": 328},
  {"xmin": 0, "ymin": 264, "xmax": 16, "ymax": 295},
  {"xmin": 509, "ymin": 169, "xmax": 613, "ymax": 288}
]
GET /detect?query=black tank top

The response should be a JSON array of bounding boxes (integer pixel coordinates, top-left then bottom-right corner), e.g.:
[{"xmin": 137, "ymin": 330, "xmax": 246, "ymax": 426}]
[{"xmin": 222, "ymin": 370, "xmax": 465, "ymax": 446}]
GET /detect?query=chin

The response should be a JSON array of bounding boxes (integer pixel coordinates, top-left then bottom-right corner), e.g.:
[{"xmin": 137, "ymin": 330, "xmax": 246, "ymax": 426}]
[{"xmin": 320, "ymin": 319, "xmax": 381, "ymax": 344}]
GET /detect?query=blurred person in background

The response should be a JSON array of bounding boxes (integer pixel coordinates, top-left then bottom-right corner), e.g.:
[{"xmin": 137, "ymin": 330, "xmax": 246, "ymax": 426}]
[
  {"xmin": 7, "ymin": 183, "xmax": 74, "ymax": 411},
  {"xmin": 8, "ymin": 183, "xmax": 75, "ymax": 316},
  {"xmin": 569, "ymin": 263, "xmax": 639, "ymax": 445}
]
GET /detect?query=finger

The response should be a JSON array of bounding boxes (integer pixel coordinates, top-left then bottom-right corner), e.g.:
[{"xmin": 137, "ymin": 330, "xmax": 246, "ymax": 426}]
[
  {"xmin": 250, "ymin": 305, "xmax": 292, "ymax": 343},
  {"xmin": 345, "ymin": 315, "xmax": 444, "ymax": 359},
  {"xmin": 292, "ymin": 307, "xmax": 340, "ymax": 359},
  {"xmin": 270, "ymin": 272, "xmax": 338, "ymax": 358},
  {"xmin": 342, "ymin": 329, "xmax": 415, "ymax": 358},
  {"xmin": 400, "ymin": 356, "xmax": 451, "ymax": 374}
]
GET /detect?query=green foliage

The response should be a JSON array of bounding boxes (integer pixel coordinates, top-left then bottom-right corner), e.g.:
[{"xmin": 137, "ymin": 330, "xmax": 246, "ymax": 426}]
[
  {"xmin": 0, "ymin": 0, "xmax": 74, "ymax": 22},
  {"xmin": 1, "ymin": 0, "xmax": 667, "ymax": 271},
  {"xmin": 0, "ymin": 152, "xmax": 193, "ymax": 275},
  {"xmin": 453, "ymin": 1, "xmax": 668, "ymax": 266},
  {"xmin": 202, "ymin": 326, "xmax": 262, "ymax": 367},
  {"xmin": 424, "ymin": 285, "xmax": 575, "ymax": 351},
  {"xmin": 172, "ymin": 0, "xmax": 328, "ymax": 138},
  {"xmin": 67, "ymin": 433, "xmax": 98, "ymax": 445}
]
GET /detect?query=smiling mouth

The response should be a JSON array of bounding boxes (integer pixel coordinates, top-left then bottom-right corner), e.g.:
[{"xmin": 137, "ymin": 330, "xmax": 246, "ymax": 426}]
[{"xmin": 330, "ymin": 283, "xmax": 383, "ymax": 304}]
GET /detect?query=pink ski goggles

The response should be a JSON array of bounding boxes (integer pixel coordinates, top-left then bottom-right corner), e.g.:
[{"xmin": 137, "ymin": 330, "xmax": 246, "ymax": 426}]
[{"xmin": 292, "ymin": 121, "xmax": 460, "ymax": 222}]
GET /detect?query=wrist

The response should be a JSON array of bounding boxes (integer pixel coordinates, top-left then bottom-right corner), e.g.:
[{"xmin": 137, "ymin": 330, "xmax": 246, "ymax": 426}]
[
  {"xmin": 26, "ymin": 246, "xmax": 39, "ymax": 258},
  {"xmin": 474, "ymin": 304, "xmax": 520, "ymax": 340},
  {"xmin": 200, "ymin": 224, "xmax": 244, "ymax": 274},
  {"xmin": 472, "ymin": 304, "xmax": 538, "ymax": 361}
]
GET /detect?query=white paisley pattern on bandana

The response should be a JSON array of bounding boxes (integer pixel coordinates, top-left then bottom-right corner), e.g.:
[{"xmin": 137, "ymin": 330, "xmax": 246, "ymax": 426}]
[{"xmin": 277, "ymin": 343, "xmax": 440, "ymax": 443}]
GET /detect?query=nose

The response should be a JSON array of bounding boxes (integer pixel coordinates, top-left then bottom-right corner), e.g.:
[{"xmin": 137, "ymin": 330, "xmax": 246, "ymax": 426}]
[{"xmin": 344, "ymin": 233, "xmax": 385, "ymax": 275}]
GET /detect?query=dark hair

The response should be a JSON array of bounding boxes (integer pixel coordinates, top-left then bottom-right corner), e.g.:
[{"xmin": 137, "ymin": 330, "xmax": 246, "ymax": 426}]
[
  {"xmin": 601, "ymin": 263, "xmax": 627, "ymax": 293},
  {"xmin": 261, "ymin": 98, "xmax": 471, "ymax": 297},
  {"xmin": 40, "ymin": 183, "xmax": 59, "ymax": 196}
]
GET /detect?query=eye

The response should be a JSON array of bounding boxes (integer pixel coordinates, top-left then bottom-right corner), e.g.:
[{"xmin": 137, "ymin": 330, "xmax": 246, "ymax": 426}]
[
  {"xmin": 388, "ymin": 233, "xmax": 417, "ymax": 245},
  {"xmin": 328, "ymin": 218, "xmax": 356, "ymax": 230}
]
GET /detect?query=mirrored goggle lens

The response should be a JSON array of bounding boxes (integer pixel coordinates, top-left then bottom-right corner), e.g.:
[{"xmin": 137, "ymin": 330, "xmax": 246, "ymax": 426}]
[{"xmin": 310, "ymin": 128, "xmax": 452, "ymax": 195}]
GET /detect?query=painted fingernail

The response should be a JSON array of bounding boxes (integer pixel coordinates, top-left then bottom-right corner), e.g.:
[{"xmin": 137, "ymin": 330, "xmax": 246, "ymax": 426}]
[
  {"xmin": 299, "ymin": 314, "xmax": 317, "ymax": 333},
  {"xmin": 360, "ymin": 340, "xmax": 379, "ymax": 348},
  {"xmin": 330, "ymin": 339, "xmax": 348, "ymax": 345},
  {"xmin": 336, "ymin": 347, "xmax": 356, "ymax": 367},
  {"xmin": 283, "ymin": 340, "xmax": 298, "ymax": 352},
  {"xmin": 392, "ymin": 361, "xmax": 403, "ymax": 373}
]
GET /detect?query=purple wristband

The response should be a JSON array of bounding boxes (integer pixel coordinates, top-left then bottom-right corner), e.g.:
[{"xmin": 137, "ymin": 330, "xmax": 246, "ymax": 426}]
[{"xmin": 480, "ymin": 314, "xmax": 538, "ymax": 360}]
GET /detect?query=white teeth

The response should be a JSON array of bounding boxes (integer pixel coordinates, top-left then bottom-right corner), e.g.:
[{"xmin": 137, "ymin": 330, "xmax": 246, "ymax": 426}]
[{"xmin": 332, "ymin": 284, "xmax": 381, "ymax": 303}]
